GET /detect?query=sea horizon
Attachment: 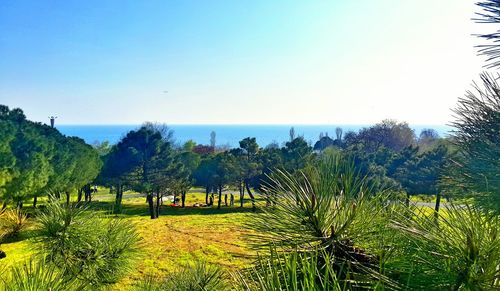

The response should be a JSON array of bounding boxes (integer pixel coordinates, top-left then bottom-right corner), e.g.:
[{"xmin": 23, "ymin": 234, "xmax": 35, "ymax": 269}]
[{"xmin": 56, "ymin": 124, "xmax": 453, "ymax": 147}]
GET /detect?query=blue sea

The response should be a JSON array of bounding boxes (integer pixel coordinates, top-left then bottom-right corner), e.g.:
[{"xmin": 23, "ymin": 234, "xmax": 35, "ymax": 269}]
[{"xmin": 57, "ymin": 124, "xmax": 453, "ymax": 148}]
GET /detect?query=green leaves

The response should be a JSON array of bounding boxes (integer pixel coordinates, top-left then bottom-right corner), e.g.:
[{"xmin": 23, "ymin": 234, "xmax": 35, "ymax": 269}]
[
  {"xmin": 447, "ymin": 72, "xmax": 500, "ymax": 213},
  {"xmin": 0, "ymin": 105, "xmax": 102, "ymax": 207},
  {"xmin": 390, "ymin": 205, "xmax": 500, "ymax": 289},
  {"xmin": 36, "ymin": 199, "xmax": 140, "ymax": 287},
  {"xmin": 250, "ymin": 153, "xmax": 392, "ymax": 288}
]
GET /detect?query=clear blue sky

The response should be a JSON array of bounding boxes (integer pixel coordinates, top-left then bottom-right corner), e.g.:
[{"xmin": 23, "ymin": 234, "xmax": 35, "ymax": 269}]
[{"xmin": 0, "ymin": 0, "xmax": 486, "ymax": 125}]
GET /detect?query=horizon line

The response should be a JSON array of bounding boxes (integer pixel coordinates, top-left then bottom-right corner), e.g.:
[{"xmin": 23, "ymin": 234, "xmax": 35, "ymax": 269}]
[{"xmin": 54, "ymin": 123, "xmax": 451, "ymax": 127}]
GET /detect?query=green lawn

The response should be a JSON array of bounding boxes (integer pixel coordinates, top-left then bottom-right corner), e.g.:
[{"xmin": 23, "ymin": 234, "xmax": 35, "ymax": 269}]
[{"xmin": 0, "ymin": 191, "xmax": 260, "ymax": 289}]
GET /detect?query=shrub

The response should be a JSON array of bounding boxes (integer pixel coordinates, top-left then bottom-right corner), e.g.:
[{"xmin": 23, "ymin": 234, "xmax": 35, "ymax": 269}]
[
  {"xmin": 237, "ymin": 248, "xmax": 345, "ymax": 291},
  {"xmin": 390, "ymin": 204, "xmax": 500, "ymax": 289},
  {"xmin": 250, "ymin": 153, "xmax": 396, "ymax": 288},
  {"xmin": 135, "ymin": 261, "xmax": 226, "ymax": 291},
  {"xmin": 36, "ymin": 199, "xmax": 140, "ymax": 287},
  {"xmin": 0, "ymin": 257, "xmax": 79, "ymax": 291},
  {"xmin": 0, "ymin": 208, "xmax": 28, "ymax": 242}
]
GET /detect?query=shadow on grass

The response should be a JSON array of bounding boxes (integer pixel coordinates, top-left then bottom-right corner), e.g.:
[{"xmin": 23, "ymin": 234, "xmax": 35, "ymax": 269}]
[
  {"xmin": 0, "ymin": 228, "xmax": 38, "ymax": 244},
  {"xmin": 87, "ymin": 200, "xmax": 261, "ymax": 217}
]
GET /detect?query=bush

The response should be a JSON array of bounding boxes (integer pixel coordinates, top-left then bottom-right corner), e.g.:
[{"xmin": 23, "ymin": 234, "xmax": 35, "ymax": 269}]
[
  {"xmin": 250, "ymin": 153, "xmax": 395, "ymax": 288},
  {"xmin": 135, "ymin": 261, "xmax": 226, "ymax": 291},
  {"xmin": 36, "ymin": 199, "xmax": 140, "ymax": 287},
  {"xmin": 390, "ymin": 204, "xmax": 500, "ymax": 289},
  {"xmin": 237, "ymin": 248, "xmax": 345, "ymax": 291},
  {"xmin": 0, "ymin": 257, "xmax": 79, "ymax": 291},
  {"xmin": 0, "ymin": 208, "xmax": 28, "ymax": 242}
]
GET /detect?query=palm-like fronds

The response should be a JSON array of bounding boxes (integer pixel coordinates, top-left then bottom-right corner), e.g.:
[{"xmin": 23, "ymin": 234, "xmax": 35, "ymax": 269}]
[
  {"xmin": 135, "ymin": 261, "xmax": 227, "ymax": 291},
  {"xmin": 249, "ymin": 154, "xmax": 395, "ymax": 287},
  {"xmin": 475, "ymin": 1, "xmax": 500, "ymax": 68},
  {"xmin": 35, "ymin": 199, "xmax": 140, "ymax": 287},
  {"xmin": 237, "ymin": 247, "xmax": 344, "ymax": 291},
  {"xmin": 0, "ymin": 257, "xmax": 78, "ymax": 291},
  {"xmin": 0, "ymin": 208, "xmax": 28, "ymax": 242},
  {"xmin": 390, "ymin": 204, "xmax": 500, "ymax": 290},
  {"xmin": 446, "ymin": 72, "xmax": 500, "ymax": 213}
]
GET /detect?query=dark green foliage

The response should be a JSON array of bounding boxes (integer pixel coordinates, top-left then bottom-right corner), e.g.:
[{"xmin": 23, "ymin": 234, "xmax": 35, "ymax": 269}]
[
  {"xmin": 390, "ymin": 205, "xmax": 500, "ymax": 290},
  {"xmin": 282, "ymin": 137, "xmax": 312, "ymax": 172},
  {"xmin": 238, "ymin": 248, "xmax": 344, "ymax": 291},
  {"xmin": 36, "ymin": 199, "xmax": 140, "ymax": 287},
  {"xmin": 251, "ymin": 153, "xmax": 392, "ymax": 287},
  {"xmin": 345, "ymin": 120, "xmax": 416, "ymax": 152},
  {"xmin": 313, "ymin": 135, "xmax": 336, "ymax": 152},
  {"xmin": 0, "ymin": 105, "xmax": 101, "ymax": 207},
  {"xmin": 0, "ymin": 208, "xmax": 28, "ymax": 242},
  {"xmin": 1, "ymin": 258, "xmax": 78, "ymax": 291},
  {"xmin": 475, "ymin": 0, "xmax": 500, "ymax": 68},
  {"xmin": 446, "ymin": 72, "xmax": 500, "ymax": 213},
  {"xmin": 136, "ymin": 261, "xmax": 226, "ymax": 291},
  {"xmin": 100, "ymin": 123, "xmax": 182, "ymax": 218}
]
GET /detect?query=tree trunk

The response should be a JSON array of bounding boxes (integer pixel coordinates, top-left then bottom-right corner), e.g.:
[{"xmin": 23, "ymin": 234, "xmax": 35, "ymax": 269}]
[
  {"xmin": 77, "ymin": 188, "xmax": 83, "ymax": 202},
  {"xmin": 181, "ymin": 191, "xmax": 186, "ymax": 208},
  {"xmin": 147, "ymin": 194, "xmax": 155, "ymax": 219},
  {"xmin": 155, "ymin": 190, "xmax": 161, "ymax": 218},
  {"xmin": 88, "ymin": 185, "xmax": 92, "ymax": 202},
  {"xmin": 239, "ymin": 182, "xmax": 245, "ymax": 207},
  {"xmin": 245, "ymin": 180, "xmax": 256, "ymax": 211},
  {"xmin": 405, "ymin": 192, "xmax": 410, "ymax": 207},
  {"xmin": 205, "ymin": 186, "xmax": 210, "ymax": 205},
  {"xmin": 434, "ymin": 192, "xmax": 442, "ymax": 219},
  {"xmin": 84, "ymin": 184, "xmax": 92, "ymax": 202},
  {"xmin": 33, "ymin": 196, "xmax": 37, "ymax": 208},
  {"xmin": 114, "ymin": 183, "xmax": 123, "ymax": 214},
  {"xmin": 65, "ymin": 191, "xmax": 70, "ymax": 205},
  {"xmin": 217, "ymin": 185, "xmax": 223, "ymax": 209},
  {"xmin": 224, "ymin": 193, "xmax": 228, "ymax": 206}
]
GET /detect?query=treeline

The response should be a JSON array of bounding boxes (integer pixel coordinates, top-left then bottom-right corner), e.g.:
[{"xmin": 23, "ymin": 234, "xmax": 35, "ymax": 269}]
[
  {"xmin": 97, "ymin": 119, "xmax": 455, "ymax": 219},
  {"xmin": 0, "ymin": 105, "xmax": 493, "ymax": 217},
  {"xmin": 0, "ymin": 105, "xmax": 102, "ymax": 208}
]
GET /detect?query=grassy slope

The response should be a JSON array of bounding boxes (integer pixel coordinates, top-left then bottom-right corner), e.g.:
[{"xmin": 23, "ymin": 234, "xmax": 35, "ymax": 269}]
[{"xmin": 0, "ymin": 192, "xmax": 258, "ymax": 289}]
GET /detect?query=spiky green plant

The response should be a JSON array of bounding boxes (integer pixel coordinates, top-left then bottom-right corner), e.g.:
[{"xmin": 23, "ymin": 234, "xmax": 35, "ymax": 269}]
[
  {"xmin": 135, "ymin": 261, "xmax": 226, "ymax": 291},
  {"xmin": 237, "ymin": 247, "xmax": 345, "ymax": 291},
  {"xmin": 0, "ymin": 208, "xmax": 28, "ymax": 242},
  {"xmin": 250, "ymin": 153, "xmax": 395, "ymax": 288},
  {"xmin": 390, "ymin": 204, "xmax": 500, "ymax": 290},
  {"xmin": 0, "ymin": 257, "xmax": 80, "ymax": 291},
  {"xmin": 36, "ymin": 199, "xmax": 140, "ymax": 287}
]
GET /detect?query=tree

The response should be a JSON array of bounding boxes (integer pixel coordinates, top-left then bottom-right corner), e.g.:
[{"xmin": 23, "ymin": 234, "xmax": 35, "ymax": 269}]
[
  {"xmin": 210, "ymin": 131, "xmax": 216, "ymax": 148},
  {"xmin": 418, "ymin": 128, "xmax": 440, "ymax": 152},
  {"xmin": 335, "ymin": 127, "xmax": 343, "ymax": 141},
  {"xmin": 64, "ymin": 137, "xmax": 102, "ymax": 204},
  {"xmin": 289, "ymin": 127, "xmax": 296, "ymax": 142},
  {"xmin": 0, "ymin": 119, "xmax": 16, "ymax": 206},
  {"xmin": 194, "ymin": 156, "xmax": 217, "ymax": 205},
  {"xmin": 348, "ymin": 120, "xmax": 416, "ymax": 152},
  {"xmin": 177, "ymin": 147, "xmax": 200, "ymax": 207},
  {"xmin": 313, "ymin": 135, "xmax": 335, "ymax": 152},
  {"xmin": 212, "ymin": 153, "xmax": 237, "ymax": 209},
  {"xmin": 475, "ymin": 0, "xmax": 500, "ymax": 68},
  {"xmin": 446, "ymin": 72, "xmax": 500, "ymax": 213},
  {"xmin": 109, "ymin": 124, "xmax": 177, "ymax": 219},
  {"xmin": 282, "ymin": 137, "xmax": 312, "ymax": 172},
  {"xmin": 237, "ymin": 137, "xmax": 261, "ymax": 210},
  {"xmin": 3, "ymin": 118, "xmax": 53, "ymax": 207}
]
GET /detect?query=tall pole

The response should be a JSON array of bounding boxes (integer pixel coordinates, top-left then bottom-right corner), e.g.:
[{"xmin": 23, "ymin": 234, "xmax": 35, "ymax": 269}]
[{"xmin": 49, "ymin": 116, "xmax": 57, "ymax": 128}]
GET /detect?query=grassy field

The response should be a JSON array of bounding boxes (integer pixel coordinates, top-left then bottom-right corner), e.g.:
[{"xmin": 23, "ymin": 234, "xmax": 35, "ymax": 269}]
[{"xmin": 0, "ymin": 191, "xmax": 260, "ymax": 289}]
